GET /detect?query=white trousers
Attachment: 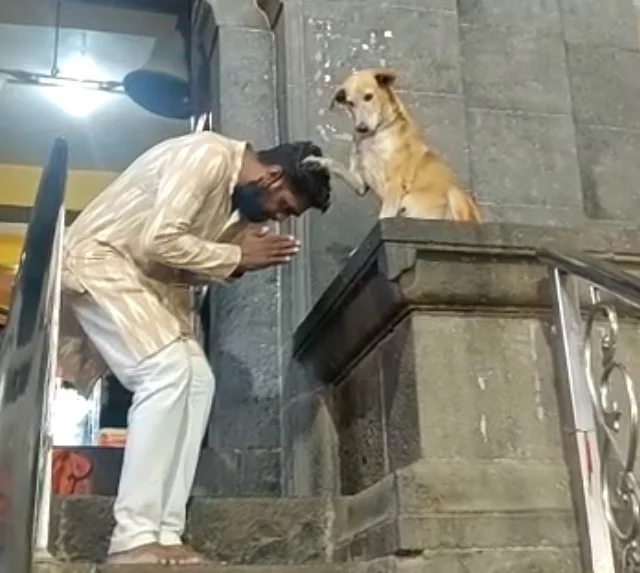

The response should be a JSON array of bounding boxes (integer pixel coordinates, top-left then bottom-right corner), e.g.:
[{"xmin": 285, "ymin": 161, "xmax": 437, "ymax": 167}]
[{"xmin": 70, "ymin": 295, "xmax": 215, "ymax": 554}]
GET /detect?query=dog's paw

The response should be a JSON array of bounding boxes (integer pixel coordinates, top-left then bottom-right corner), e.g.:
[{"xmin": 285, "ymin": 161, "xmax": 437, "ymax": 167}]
[{"xmin": 302, "ymin": 156, "xmax": 327, "ymax": 170}]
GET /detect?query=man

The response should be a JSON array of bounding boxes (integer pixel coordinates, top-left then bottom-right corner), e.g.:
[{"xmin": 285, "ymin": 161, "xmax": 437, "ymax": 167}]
[{"xmin": 58, "ymin": 131, "xmax": 331, "ymax": 565}]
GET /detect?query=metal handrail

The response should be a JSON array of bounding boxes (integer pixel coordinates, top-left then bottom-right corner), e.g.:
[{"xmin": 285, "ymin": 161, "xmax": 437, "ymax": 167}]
[
  {"xmin": 539, "ymin": 247, "xmax": 640, "ymax": 312},
  {"xmin": 0, "ymin": 138, "xmax": 68, "ymax": 573},
  {"xmin": 540, "ymin": 246, "xmax": 640, "ymax": 573}
]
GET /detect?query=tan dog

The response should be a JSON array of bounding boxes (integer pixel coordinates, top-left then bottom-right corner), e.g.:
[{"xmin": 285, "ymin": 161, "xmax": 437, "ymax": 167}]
[{"xmin": 304, "ymin": 68, "xmax": 482, "ymax": 222}]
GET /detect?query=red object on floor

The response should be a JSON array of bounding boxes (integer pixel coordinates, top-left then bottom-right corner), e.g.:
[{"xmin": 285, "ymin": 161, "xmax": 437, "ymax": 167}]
[{"xmin": 52, "ymin": 450, "xmax": 93, "ymax": 495}]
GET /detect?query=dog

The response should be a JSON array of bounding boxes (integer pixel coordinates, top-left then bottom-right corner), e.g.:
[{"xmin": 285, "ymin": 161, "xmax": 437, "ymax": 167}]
[{"xmin": 304, "ymin": 68, "xmax": 482, "ymax": 222}]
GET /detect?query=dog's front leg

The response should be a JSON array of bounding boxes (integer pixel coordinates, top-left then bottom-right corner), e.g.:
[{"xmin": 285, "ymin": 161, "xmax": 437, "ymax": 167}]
[
  {"xmin": 302, "ymin": 156, "xmax": 368, "ymax": 196},
  {"xmin": 379, "ymin": 202, "xmax": 400, "ymax": 219},
  {"xmin": 378, "ymin": 194, "xmax": 405, "ymax": 219}
]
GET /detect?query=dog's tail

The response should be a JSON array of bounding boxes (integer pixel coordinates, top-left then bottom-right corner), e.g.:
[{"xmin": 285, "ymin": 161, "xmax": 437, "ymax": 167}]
[{"xmin": 446, "ymin": 187, "xmax": 483, "ymax": 223}]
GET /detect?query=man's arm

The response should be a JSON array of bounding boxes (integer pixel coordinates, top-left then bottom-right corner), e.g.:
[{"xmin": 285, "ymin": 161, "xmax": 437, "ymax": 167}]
[{"xmin": 139, "ymin": 144, "xmax": 242, "ymax": 282}]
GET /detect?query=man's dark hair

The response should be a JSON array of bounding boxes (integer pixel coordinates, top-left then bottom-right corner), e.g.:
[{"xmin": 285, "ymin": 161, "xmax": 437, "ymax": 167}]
[{"xmin": 257, "ymin": 141, "xmax": 331, "ymax": 212}]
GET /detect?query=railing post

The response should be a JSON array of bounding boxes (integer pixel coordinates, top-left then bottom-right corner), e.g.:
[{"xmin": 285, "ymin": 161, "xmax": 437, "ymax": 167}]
[{"xmin": 549, "ymin": 267, "xmax": 616, "ymax": 573}]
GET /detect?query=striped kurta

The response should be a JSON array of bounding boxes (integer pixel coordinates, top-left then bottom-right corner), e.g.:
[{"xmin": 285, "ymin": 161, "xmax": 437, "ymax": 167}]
[{"xmin": 58, "ymin": 131, "xmax": 250, "ymax": 395}]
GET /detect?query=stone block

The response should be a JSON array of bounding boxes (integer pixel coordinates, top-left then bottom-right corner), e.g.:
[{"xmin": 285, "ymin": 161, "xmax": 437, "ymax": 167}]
[
  {"xmin": 460, "ymin": 26, "xmax": 571, "ymax": 114},
  {"xmin": 49, "ymin": 496, "xmax": 331, "ymax": 564},
  {"xmin": 35, "ymin": 565, "xmax": 356, "ymax": 573},
  {"xmin": 576, "ymin": 125, "xmax": 640, "ymax": 221},
  {"xmin": 301, "ymin": 0, "xmax": 456, "ymax": 10},
  {"xmin": 480, "ymin": 203, "xmax": 585, "ymax": 227},
  {"xmin": 361, "ymin": 550, "xmax": 582, "ymax": 573},
  {"xmin": 192, "ymin": 448, "xmax": 242, "ymax": 497},
  {"xmin": 567, "ymin": 44, "xmax": 640, "ymax": 130},
  {"xmin": 188, "ymin": 498, "xmax": 328, "ymax": 564},
  {"xmin": 559, "ymin": 0, "xmax": 637, "ymax": 49},
  {"xmin": 378, "ymin": 320, "xmax": 421, "ymax": 473},
  {"xmin": 240, "ymin": 448, "xmax": 282, "ymax": 497},
  {"xmin": 334, "ymin": 458, "xmax": 578, "ymax": 560},
  {"xmin": 395, "ymin": 512, "xmax": 577, "ymax": 551},
  {"xmin": 210, "ymin": 394, "xmax": 281, "ymax": 450},
  {"xmin": 411, "ymin": 314, "xmax": 564, "ymax": 462},
  {"xmin": 301, "ymin": 2, "xmax": 462, "ymax": 95},
  {"xmin": 334, "ymin": 349, "xmax": 386, "ymax": 495},
  {"xmin": 394, "ymin": 459, "xmax": 573, "ymax": 515},
  {"xmin": 334, "ymin": 473, "xmax": 398, "ymax": 543},
  {"xmin": 466, "ymin": 109, "xmax": 582, "ymax": 209},
  {"xmin": 217, "ymin": 27, "xmax": 278, "ymax": 148},
  {"xmin": 457, "ymin": 0, "xmax": 563, "ymax": 34},
  {"xmin": 282, "ymin": 388, "xmax": 340, "ymax": 496}
]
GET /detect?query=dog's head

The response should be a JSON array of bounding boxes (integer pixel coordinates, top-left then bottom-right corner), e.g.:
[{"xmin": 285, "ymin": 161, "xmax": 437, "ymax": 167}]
[{"xmin": 330, "ymin": 68, "xmax": 398, "ymax": 136}]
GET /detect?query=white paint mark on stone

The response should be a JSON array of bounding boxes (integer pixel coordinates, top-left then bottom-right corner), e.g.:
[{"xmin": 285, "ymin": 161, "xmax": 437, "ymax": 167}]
[
  {"xmin": 333, "ymin": 132, "xmax": 351, "ymax": 141},
  {"xmin": 324, "ymin": 74, "xmax": 332, "ymax": 83},
  {"xmin": 316, "ymin": 124, "xmax": 330, "ymax": 142},
  {"xmin": 477, "ymin": 376, "xmax": 486, "ymax": 392},
  {"xmin": 534, "ymin": 375, "xmax": 545, "ymax": 422},
  {"xmin": 480, "ymin": 415, "xmax": 488, "ymax": 442},
  {"xmin": 384, "ymin": 30, "xmax": 393, "ymax": 38},
  {"xmin": 362, "ymin": 43, "xmax": 370, "ymax": 51},
  {"xmin": 529, "ymin": 322, "xmax": 546, "ymax": 422}
]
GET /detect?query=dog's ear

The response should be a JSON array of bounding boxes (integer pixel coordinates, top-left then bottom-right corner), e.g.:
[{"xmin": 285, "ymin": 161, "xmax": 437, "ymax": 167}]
[
  {"xmin": 329, "ymin": 87, "xmax": 347, "ymax": 110},
  {"xmin": 372, "ymin": 68, "xmax": 398, "ymax": 88}
]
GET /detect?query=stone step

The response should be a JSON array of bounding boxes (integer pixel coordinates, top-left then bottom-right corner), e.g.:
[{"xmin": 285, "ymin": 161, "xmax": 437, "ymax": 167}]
[
  {"xmin": 364, "ymin": 549, "xmax": 582, "ymax": 573},
  {"xmin": 50, "ymin": 495, "xmax": 331, "ymax": 565},
  {"xmin": 35, "ymin": 564, "xmax": 353, "ymax": 573}
]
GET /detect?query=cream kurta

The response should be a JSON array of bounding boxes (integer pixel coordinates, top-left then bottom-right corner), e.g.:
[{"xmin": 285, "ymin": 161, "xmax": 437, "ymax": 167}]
[{"xmin": 58, "ymin": 131, "xmax": 250, "ymax": 394}]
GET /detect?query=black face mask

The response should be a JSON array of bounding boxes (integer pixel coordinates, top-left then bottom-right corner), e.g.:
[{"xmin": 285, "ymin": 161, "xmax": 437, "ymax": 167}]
[{"xmin": 232, "ymin": 183, "xmax": 270, "ymax": 223}]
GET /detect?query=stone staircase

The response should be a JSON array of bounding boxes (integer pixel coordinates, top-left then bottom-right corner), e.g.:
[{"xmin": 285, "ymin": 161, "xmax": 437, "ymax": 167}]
[{"xmin": 47, "ymin": 496, "xmax": 330, "ymax": 564}]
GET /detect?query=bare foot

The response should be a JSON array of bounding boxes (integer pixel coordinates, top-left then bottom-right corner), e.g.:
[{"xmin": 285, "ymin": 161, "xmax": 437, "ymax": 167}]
[
  {"xmin": 161, "ymin": 544, "xmax": 208, "ymax": 565},
  {"xmin": 106, "ymin": 542, "xmax": 166, "ymax": 564}
]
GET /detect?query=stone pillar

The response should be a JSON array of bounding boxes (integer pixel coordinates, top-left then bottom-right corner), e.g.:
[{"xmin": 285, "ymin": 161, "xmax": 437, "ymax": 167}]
[
  {"xmin": 283, "ymin": 219, "xmax": 640, "ymax": 569},
  {"xmin": 202, "ymin": 0, "xmax": 284, "ymax": 497}
]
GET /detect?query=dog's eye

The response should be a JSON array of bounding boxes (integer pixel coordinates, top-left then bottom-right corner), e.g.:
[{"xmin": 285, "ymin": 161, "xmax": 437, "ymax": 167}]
[{"xmin": 363, "ymin": 93, "xmax": 374, "ymax": 102}]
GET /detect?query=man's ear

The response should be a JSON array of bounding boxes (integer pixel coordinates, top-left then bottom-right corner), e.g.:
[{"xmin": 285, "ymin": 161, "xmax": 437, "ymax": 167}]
[
  {"xmin": 372, "ymin": 68, "xmax": 398, "ymax": 88},
  {"xmin": 329, "ymin": 87, "xmax": 347, "ymax": 111},
  {"xmin": 264, "ymin": 164, "xmax": 284, "ymax": 185}
]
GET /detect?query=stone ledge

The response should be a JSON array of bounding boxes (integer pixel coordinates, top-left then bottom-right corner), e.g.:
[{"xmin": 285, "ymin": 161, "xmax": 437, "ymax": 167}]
[
  {"xmin": 361, "ymin": 549, "xmax": 582, "ymax": 573},
  {"xmin": 210, "ymin": 0, "xmax": 281, "ymax": 29},
  {"xmin": 49, "ymin": 496, "xmax": 331, "ymax": 564},
  {"xmin": 333, "ymin": 459, "xmax": 578, "ymax": 560},
  {"xmin": 291, "ymin": 220, "xmax": 640, "ymax": 387},
  {"xmin": 34, "ymin": 564, "xmax": 354, "ymax": 573}
]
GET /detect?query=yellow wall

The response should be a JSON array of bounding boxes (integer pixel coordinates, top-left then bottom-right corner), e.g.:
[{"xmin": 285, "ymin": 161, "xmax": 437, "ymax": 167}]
[
  {"xmin": 0, "ymin": 232, "xmax": 23, "ymax": 272},
  {"xmin": 0, "ymin": 163, "xmax": 118, "ymax": 211}
]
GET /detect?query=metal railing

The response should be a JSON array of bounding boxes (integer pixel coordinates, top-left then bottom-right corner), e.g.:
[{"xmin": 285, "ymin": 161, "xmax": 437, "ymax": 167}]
[
  {"xmin": 0, "ymin": 138, "xmax": 68, "ymax": 573},
  {"xmin": 540, "ymin": 247, "xmax": 640, "ymax": 573}
]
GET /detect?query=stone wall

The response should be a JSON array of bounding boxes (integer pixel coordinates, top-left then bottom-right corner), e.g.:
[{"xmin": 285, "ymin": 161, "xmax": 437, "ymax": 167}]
[
  {"xmin": 276, "ymin": 0, "xmax": 640, "ymax": 312},
  {"xmin": 204, "ymin": 0, "xmax": 640, "ymax": 498}
]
